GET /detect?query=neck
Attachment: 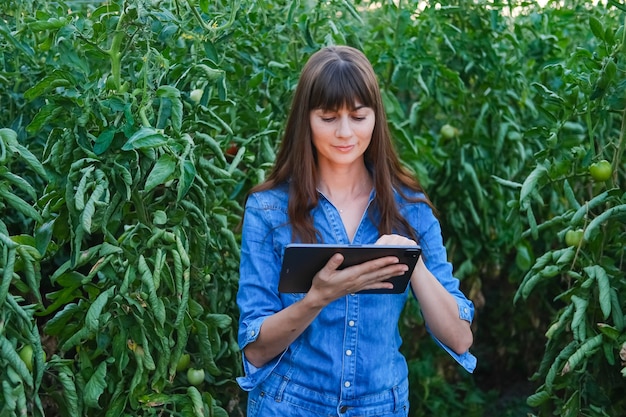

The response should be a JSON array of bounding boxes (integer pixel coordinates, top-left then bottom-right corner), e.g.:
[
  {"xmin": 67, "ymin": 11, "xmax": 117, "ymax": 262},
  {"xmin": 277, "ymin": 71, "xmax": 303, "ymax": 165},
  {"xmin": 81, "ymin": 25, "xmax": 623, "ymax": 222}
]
[{"xmin": 317, "ymin": 164, "xmax": 372, "ymax": 201}]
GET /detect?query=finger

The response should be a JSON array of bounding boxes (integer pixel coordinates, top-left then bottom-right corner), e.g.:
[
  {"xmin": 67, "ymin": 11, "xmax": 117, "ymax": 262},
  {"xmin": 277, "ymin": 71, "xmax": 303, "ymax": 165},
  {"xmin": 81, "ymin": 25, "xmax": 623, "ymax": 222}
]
[
  {"xmin": 351, "ymin": 262, "xmax": 409, "ymax": 292},
  {"xmin": 338, "ymin": 257, "xmax": 404, "ymax": 283},
  {"xmin": 322, "ymin": 253, "xmax": 344, "ymax": 273},
  {"xmin": 346, "ymin": 255, "xmax": 400, "ymax": 275},
  {"xmin": 375, "ymin": 234, "xmax": 416, "ymax": 246}
]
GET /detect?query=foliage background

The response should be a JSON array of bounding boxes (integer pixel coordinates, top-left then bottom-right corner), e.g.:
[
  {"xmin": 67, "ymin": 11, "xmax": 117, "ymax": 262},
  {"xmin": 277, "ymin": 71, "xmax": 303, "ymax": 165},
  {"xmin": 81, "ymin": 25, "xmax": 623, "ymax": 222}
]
[{"xmin": 1, "ymin": 0, "xmax": 625, "ymax": 416}]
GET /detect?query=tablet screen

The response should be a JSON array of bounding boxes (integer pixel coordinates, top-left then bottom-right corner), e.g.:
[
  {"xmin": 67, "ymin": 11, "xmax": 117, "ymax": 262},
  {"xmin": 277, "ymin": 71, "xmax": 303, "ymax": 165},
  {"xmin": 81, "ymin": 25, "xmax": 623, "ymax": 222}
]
[{"xmin": 278, "ymin": 244, "xmax": 421, "ymax": 294}]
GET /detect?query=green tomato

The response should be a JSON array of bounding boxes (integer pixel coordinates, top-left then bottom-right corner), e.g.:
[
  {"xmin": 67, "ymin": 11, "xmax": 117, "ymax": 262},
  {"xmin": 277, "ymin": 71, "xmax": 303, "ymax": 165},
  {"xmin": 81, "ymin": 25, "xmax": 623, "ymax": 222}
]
[
  {"xmin": 190, "ymin": 89, "xmax": 204, "ymax": 104},
  {"xmin": 440, "ymin": 124, "xmax": 458, "ymax": 140},
  {"xmin": 176, "ymin": 353, "xmax": 191, "ymax": 371},
  {"xmin": 589, "ymin": 159, "xmax": 612, "ymax": 182},
  {"xmin": 19, "ymin": 345, "xmax": 34, "ymax": 371},
  {"xmin": 187, "ymin": 368, "xmax": 205, "ymax": 386},
  {"xmin": 565, "ymin": 229, "xmax": 584, "ymax": 247}
]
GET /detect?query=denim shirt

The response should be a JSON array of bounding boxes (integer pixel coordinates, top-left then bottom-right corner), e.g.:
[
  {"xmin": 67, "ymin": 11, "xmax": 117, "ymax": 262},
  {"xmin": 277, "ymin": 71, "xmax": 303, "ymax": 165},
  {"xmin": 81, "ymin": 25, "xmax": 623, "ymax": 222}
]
[{"xmin": 236, "ymin": 182, "xmax": 476, "ymax": 398}]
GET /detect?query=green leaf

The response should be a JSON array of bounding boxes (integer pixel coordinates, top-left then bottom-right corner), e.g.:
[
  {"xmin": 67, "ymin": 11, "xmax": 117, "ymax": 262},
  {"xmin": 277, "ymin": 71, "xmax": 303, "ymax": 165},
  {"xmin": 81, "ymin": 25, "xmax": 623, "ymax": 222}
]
[
  {"xmin": 144, "ymin": 154, "xmax": 177, "ymax": 192},
  {"xmin": 205, "ymin": 314, "xmax": 232, "ymax": 329},
  {"xmin": 26, "ymin": 104, "xmax": 61, "ymax": 134},
  {"xmin": 514, "ymin": 243, "xmax": 533, "ymax": 271},
  {"xmin": 0, "ymin": 336, "xmax": 34, "ymax": 388},
  {"xmin": 596, "ymin": 323, "xmax": 620, "ymax": 340},
  {"xmin": 177, "ymin": 160, "xmax": 196, "ymax": 201},
  {"xmin": 86, "ymin": 287, "xmax": 114, "ymax": 332},
  {"xmin": 0, "ymin": 127, "xmax": 18, "ymax": 146},
  {"xmin": 187, "ymin": 386, "xmax": 206, "ymax": 417},
  {"xmin": 84, "ymin": 361, "xmax": 108, "ymax": 409},
  {"xmin": 28, "ymin": 17, "xmax": 67, "ymax": 31},
  {"xmin": 563, "ymin": 179, "xmax": 580, "ymax": 210},
  {"xmin": 341, "ymin": 0, "xmax": 363, "ymax": 23},
  {"xmin": 592, "ymin": 266, "xmax": 612, "ymax": 320},
  {"xmin": 527, "ymin": 389, "xmax": 550, "ymax": 407},
  {"xmin": 195, "ymin": 132, "xmax": 227, "ymax": 165},
  {"xmin": 196, "ymin": 63, "xmax": 224, "ymax": 80},
  {"xmin": 571, "ymin": 190, "xmax": 611, "ymax": 224},
  {"xmin": 193, "ymin": 319, "xmax": 221, "ymax": 376},
  {"xmin": 520, "ymin": 163, "xmax": 548, "ymax": 205},
  {"xmin": 94, "ymin": 129, "xmax": 116, "ymax": 155},
  {"xmin": 531, "ymin": 82, "xmax": 565, "ymax": 104},
  {"xmin": 0, "ymin": 247, "xmax": 15, "ymax": 306},
  {"xmin": 3, "ymin": 172, "xmax": 37, "ymax": 200},
  {"xmin": 122, "ymin": 127, "xmax": 168, "ymax": 151},
  {"xmin": 589, "ymin": 16, "xmax": 604, "ymax": 41},
  {"xmin": 81, "ymin": 180, "xmax": 107, "ymax": 233},
  {"xmin": 23, "ymin": 70, "xmax": 72, "ymax": 101},
  {"xmin": 583, "ymin": 204, "xmax": 626, "ymax": 242},
  {"xmin": 156, "ymin": 85, "xmax": 183, "ymax": 133},
  {"xmin": 6, "ymin": 143, "xmax": 46, "ymax": 178},
  {"xmin": 58, "ymin": 369, "xmax": 79, "ymax": 416},
  {"xmin": 60, "ymin": 327, "xmax": 91, "ymax": 352},
  {"xmin": 526, "ymin": 208, "xmax": 538, "ymax": 240},
  {"xmin": 0, "ymin": 188, "xmax": 43, "ymax": 222},
  {"xmin": 554, "ymin": 247, "xmax": 575, "ymax": 265},
  {"xmin": 563, "ymin": 334, "xmax": 603, "ymax": 373},
  {"xmin": 491, "ymin": 175, "xmax": 522, "ymax": 189},
  {"xmin": 139, "ymin": 255, "xmax": 166, "ymax": 325},
  {"xmin": 570, "ymin": 295, "xmax": 589, "ymax": 336},
  {"xmin": 610, "ymin": 288, "xmax": 624, "ymax": 331}
]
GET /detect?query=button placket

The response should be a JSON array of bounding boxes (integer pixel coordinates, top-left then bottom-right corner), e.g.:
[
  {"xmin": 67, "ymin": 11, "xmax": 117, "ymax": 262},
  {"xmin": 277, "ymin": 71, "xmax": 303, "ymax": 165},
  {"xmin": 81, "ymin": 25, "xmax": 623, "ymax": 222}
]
[{"xmin": 341, "ymin": 295, "xmax": 359, "ymax": 398}]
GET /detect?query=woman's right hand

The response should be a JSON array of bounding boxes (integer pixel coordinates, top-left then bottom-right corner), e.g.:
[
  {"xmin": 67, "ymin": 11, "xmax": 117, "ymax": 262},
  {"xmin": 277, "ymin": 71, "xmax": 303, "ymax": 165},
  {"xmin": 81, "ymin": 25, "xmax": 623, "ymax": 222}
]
[{"xmin": 306, "ymin": 253, "xmax": 408, "ymax": 305}]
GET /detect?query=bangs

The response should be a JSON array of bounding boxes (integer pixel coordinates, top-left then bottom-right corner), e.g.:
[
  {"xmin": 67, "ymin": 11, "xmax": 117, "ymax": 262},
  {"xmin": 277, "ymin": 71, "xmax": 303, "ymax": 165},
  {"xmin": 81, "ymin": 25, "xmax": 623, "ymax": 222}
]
[{"xmin": 308, "ymin": 60, "xmax": 375, "ymax": 111}]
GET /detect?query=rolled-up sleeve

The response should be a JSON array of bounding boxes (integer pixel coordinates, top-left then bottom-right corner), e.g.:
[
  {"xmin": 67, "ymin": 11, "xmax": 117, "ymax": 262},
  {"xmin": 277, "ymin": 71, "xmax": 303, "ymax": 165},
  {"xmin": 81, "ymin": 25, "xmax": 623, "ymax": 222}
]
[
  {"xmin": 410, "ymin": 200, "xmax": 477, "ymax": 373},
  {"xmin": 236, "ymin": 193, "xmax": 287, "ymax": 390}
]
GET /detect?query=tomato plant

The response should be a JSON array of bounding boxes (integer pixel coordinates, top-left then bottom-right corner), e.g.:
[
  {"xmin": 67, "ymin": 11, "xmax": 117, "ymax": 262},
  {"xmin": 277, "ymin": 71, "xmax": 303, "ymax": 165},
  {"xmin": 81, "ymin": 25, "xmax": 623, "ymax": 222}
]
[
  {"xmin": 2, "ymin": 0, "xmax": 243, "ymax": 415},
  {"xmin": 513, "ymin": 6, "xmax": 626, "ymax": 417}
]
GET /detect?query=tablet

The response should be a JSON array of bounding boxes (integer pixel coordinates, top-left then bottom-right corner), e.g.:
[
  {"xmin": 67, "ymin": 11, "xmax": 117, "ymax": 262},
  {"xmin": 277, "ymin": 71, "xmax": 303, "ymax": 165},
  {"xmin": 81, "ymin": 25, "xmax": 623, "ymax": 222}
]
[{"xmin": 278, "ymin": 243, "xmax": 421, "ymax": 294}]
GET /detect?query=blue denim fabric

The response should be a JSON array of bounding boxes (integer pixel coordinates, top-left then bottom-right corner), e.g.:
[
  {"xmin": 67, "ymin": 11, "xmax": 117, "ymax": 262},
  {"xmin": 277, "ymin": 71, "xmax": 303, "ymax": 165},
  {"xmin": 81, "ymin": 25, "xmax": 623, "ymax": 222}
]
[{"xmin": 237, "ymin": 182, "xmax": 476, "ymax": 414}]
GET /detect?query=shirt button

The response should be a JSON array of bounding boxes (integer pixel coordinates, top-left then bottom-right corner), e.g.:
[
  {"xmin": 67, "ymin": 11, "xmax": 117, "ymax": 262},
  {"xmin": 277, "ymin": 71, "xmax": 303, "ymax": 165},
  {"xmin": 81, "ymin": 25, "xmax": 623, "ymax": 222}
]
[
  {"xmin": 348, "ymin": 320, "xmax": 355, "ymax": 327},
  {"xmin": 463, "ymin": 308, "xmax": 469, "ymax": 314},
  {"xmin": 344, "ymin": 381, "xmax": 351, "ymax": 388},
  {"xmin": 346, "ymin": 349, "xmax": 352, "ymax": 356}
]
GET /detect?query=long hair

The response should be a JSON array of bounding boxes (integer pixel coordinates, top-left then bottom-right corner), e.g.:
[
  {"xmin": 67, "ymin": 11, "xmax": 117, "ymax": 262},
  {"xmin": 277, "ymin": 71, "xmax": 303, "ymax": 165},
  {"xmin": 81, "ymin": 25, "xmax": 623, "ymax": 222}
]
[{"xmin": 250, "ymin": 45, "xmax": 432, "ymax": 243}]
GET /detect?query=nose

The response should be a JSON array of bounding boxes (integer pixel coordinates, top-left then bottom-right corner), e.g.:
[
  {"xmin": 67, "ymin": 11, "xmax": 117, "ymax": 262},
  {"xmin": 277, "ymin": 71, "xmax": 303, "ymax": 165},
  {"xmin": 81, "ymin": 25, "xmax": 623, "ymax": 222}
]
[{"xmin": 335, "ymin": 116, "xmax": 353, "ymax": 138}]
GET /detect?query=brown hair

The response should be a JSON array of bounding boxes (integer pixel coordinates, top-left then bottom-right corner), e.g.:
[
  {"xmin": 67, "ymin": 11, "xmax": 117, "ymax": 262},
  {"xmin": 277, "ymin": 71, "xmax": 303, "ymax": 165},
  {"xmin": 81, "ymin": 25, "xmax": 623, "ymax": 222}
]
[{"xmin": 249, "ymin": 45, "xmax": 431, "ymax": 243}]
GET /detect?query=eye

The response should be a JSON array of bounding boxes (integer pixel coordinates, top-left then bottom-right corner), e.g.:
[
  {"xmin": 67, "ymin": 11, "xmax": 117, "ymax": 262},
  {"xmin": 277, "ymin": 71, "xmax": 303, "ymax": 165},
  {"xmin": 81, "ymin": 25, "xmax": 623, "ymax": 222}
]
[{"xmin": 321, "ymin": 117, "xmax": 336, "ymax": 122}]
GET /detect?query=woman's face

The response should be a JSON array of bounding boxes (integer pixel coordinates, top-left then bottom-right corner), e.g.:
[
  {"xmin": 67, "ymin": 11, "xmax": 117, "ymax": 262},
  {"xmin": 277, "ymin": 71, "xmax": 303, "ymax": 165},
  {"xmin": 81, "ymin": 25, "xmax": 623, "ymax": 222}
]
[{"xmin": 309, "ymin": 102, "xmax": 375, "ymax": 170}]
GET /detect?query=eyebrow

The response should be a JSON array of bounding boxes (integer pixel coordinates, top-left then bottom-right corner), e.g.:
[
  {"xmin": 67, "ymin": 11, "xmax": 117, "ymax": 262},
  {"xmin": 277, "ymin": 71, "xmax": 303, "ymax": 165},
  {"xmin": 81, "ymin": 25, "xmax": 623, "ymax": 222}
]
[{"xmin": 316, "ymin": 104, "xmax": 369, "ymax": 112}]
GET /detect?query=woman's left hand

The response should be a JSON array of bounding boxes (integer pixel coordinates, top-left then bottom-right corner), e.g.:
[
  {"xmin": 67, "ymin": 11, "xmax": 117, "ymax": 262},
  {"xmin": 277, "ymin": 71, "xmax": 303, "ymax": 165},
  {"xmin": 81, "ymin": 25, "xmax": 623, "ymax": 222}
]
[{"xmin": 375, "ymin": 234, "xmax": 418, "ymax": 247}]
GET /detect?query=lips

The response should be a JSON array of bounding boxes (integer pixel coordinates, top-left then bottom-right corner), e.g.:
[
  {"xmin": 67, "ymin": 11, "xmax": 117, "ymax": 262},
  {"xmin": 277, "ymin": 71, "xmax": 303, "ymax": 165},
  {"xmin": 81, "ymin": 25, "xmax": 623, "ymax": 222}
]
[{"xmin": 335, "ymin": 145, "xmax": 355, "ymax": 152}]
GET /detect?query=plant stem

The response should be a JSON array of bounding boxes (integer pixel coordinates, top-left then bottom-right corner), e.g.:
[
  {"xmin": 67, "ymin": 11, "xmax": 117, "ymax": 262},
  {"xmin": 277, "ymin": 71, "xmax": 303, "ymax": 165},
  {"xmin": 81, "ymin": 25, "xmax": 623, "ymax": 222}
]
[
  {"xmin": 614, "ymin": 106, "xmax": 625, "ymax": 189},
  {"xmin": 612, "ymin": 15, "xmax": 626, "ymax": 189},
  {"xmin": 109, "ymin": 7, "xmax": 127, "ymax": 90}
]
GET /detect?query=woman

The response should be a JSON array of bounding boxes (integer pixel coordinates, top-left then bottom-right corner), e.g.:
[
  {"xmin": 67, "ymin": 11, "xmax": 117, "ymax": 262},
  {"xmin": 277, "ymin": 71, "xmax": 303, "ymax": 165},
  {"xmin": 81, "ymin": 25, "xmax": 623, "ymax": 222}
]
[{"xmin": 236, "ymin": 45, "xmax": 475, "ymax": 417}]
